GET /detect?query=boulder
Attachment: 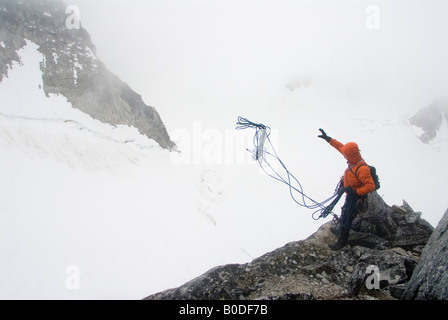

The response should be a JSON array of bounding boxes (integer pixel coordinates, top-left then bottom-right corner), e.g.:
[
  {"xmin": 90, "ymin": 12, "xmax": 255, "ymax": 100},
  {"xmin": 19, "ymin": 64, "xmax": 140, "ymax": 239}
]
[
  {"xmin": 348, "ymin": 192, "xmax": 433, "ymax": 251},
  {"xmin": 347, "ymin": 246, "xmax": 417, "ymax": 296}
]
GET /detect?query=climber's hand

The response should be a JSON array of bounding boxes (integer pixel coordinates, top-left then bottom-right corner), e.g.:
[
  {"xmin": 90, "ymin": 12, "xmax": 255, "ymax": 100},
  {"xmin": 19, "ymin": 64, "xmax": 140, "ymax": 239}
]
[{"xmin": 318, "ymin": 129, "xmax": 332, "ymax": 142}]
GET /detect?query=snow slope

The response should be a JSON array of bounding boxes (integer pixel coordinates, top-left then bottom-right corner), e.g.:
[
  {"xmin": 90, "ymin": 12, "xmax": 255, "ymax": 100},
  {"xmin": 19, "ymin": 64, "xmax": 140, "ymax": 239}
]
[
  {"xmin": 1, "ymin": 40, "xmax": 447, "ymax": 300},
  {"xmin": 0, "ymin": 40, "xmax": 315, "ymax": 299}
]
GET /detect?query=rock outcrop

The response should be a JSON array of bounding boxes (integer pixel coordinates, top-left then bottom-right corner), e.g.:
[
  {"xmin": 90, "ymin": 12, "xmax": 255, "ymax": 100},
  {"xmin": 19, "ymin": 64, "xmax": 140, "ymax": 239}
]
[
  {"xmin": 144, "ymin": 192, "xmax": 436, "ymax": 300},
  {"xmin": 402, "ymin": 209, "xmax": 448, "ymax": 300},
  {"xmin": 0, "ymin": 0, "xmax": 175, "ymax": 150},
  {"xmin": 348, "ymin": 193, "xmax": 433, "ymax": 252},
  {"xmin": 410, "ymin": 98, "xmax": 448, "ymax": 144}
]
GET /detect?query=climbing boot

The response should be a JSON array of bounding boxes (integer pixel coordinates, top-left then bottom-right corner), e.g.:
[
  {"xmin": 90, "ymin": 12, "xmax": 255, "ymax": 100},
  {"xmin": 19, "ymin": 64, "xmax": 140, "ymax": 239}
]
[{"xmin": 328, "ymin": 238, "xmax": 347, "ymax": 251}]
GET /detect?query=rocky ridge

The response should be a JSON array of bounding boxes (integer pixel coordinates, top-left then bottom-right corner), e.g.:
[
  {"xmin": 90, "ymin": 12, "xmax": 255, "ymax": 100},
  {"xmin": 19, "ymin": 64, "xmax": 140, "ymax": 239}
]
[
  {"xmin": 0, "ymin": 0, "xmax": 175, "ymax": 150},
  {"xmin": 145, "ymin": 192, "xmax": 444, "ymax": 300}
]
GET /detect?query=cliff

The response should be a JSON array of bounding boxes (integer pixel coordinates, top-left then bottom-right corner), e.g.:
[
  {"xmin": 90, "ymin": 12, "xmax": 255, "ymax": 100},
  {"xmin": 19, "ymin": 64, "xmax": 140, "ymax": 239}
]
[{"xmin": 0, "ymin": 0, "xmax": 175, "ymax": 150}]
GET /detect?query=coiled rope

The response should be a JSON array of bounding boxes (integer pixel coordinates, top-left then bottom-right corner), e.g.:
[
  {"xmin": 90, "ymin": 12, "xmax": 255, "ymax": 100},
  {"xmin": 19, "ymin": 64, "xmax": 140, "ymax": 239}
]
[{"xmin": 236, "ymin": 116, "xmax": 345, "ymax": 220}]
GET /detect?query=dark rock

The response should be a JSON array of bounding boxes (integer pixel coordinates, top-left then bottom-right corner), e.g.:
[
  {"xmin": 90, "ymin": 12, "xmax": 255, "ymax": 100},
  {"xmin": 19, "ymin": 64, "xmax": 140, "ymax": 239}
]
[
  {"xmin": 265, "ymin": 293, "xmax": 316, "ymax": 300},
  {"xmin": 392, "ymin": 205, "xmax": 408, "ymax": 216},
  {"xmin": 351, "ymin": 192, "xmax": 397, "ymax": 241},
  {"xmin": 402, "ymin": 200, "xmax": 414, "ymax": 214},
  {"xmin": 392, "ymin": 223, "xmax": 433, "ymax": 249},
  {"xmin": 347, "ymin": 246, "xmax": 418, "ymax": 296},
  {"xmin": 350, "ymin": 193, "xmax": 433, "ymax": 251},
  {"xmin": 347, "ymin": 231, "xmax": 390, "ymax": 250},
  {"xmin": 402, "ymin": 209, "xmax": 448, "ymax": 300},
  {"xmin": 389, "ymin": 283, "xmax": 407, "ymax": 299}
]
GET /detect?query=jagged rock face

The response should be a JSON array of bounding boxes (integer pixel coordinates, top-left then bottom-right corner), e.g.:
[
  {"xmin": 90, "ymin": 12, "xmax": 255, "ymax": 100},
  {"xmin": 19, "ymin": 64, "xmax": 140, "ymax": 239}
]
[
  {"xmin": 0, "ymin": 0, "xmax": 175, "ymax": 150},
  {"xmin": 410, "ymin": 98, "xmax": 448, "ymax": 144},
  {"xmin": 402, "ymin": 209, "xmax": 448, "ymax": 300},
  {"xmin": 144, "ymin": 193, "xmax": 435, "ymax": 300},
  {"xmin": 348, "ymin": 193, "xmax": 433, "ymax": 251}
]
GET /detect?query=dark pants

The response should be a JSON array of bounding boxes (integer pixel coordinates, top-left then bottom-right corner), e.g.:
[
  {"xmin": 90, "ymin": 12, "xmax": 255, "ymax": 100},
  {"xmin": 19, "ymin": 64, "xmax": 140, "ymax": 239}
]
[{"xmin": 338, "ymin": 192, "xmax": 360, "ymax": 244}]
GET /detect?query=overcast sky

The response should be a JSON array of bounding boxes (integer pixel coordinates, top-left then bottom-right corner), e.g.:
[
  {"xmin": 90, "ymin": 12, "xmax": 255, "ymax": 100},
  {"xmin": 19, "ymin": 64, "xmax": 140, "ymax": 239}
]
[{"xmin": 67, "ymin": 0, "xmax": 448, "ymax": 129}]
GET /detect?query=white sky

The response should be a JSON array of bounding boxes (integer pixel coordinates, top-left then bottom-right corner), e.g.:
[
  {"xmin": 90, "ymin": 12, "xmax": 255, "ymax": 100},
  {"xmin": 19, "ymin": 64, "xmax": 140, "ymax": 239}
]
[{"xmin": 67, "ymin": 0, "xmax": 448, "ymax": 130}]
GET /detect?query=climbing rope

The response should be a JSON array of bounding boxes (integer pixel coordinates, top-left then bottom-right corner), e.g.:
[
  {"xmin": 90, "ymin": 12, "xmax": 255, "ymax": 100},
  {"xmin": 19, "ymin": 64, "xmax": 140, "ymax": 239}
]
[{"xmin": 236, "ymin": 116, "xmax": 345, "ymax": 220}]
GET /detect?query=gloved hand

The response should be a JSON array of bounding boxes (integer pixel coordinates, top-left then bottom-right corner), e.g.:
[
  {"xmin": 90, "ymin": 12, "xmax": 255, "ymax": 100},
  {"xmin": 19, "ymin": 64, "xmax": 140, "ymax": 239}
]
[
  {"xmin": 344, "ymin": 186, "xmax": 358, "ymax": 196},
  {"xmin": 318, "ymin": 129, "xmax": 332, "ymax": 142}
]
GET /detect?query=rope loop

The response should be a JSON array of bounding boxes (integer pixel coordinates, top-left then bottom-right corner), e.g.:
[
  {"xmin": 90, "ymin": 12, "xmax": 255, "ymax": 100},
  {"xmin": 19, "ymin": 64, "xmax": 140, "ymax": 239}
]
[{"xmin": 236, "ymin": 116, "xmax": 345, "ymax": 220}]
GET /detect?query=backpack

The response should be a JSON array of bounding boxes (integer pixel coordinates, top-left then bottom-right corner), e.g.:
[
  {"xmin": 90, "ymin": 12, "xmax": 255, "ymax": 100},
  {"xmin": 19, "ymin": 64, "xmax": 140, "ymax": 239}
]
[{"xmin": 350, "ymin": 164, "xmax": 381, "ymax": 191}]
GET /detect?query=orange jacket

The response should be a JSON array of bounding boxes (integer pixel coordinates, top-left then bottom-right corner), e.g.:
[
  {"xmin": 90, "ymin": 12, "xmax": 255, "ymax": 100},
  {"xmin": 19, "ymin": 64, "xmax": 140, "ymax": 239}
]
[{"xmin": 329, "ymin": 139, "xmax": 376, "ymax": 196}]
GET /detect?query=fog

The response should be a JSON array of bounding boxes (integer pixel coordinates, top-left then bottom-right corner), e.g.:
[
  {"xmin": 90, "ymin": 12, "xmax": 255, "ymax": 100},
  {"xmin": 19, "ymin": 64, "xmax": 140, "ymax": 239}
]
[{"xmin": 68, "ymin": 0, "xmax": 448, "ymax": 132}]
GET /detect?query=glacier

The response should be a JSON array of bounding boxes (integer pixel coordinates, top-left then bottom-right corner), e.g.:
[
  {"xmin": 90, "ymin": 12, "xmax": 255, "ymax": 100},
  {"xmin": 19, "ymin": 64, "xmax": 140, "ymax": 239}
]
[{"xmin": 0, "ymin": 39, "xmax": 447, "ymax": 300}]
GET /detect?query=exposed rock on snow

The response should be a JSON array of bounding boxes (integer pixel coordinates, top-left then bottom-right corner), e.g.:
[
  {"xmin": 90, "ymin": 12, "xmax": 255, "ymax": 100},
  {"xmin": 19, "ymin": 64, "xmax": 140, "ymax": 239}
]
[
  {"xmin": 145, "ymin": 192, "xmax": 436, "ymax": 300},
  {"xmin": 410, "ymin": 98, "xmax": 448, "ymax": 144},
  {"xmin": 0, "ymin": 0, "xmax": 175, "ymax": 150}
]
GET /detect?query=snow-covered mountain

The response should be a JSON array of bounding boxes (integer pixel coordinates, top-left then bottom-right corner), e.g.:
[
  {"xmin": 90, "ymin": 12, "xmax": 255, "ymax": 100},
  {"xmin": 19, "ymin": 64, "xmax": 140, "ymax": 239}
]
[
  {"xmin": 0, "ymin": 40, "xmax": 251, "ymax": 299},
  {"xmin": 1, "ymin": 0, "xmax": 447, "ymax": 300},
  {"xmin": 0, "ymin": 0, "xmax": 174, "ymax": 150}
]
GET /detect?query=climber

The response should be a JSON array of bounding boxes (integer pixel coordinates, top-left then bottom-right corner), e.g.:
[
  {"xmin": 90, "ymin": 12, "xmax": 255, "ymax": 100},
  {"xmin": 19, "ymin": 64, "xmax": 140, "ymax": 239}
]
[{"xmin": 318, "ymin": 129, "xmax": 376, "ymax": 250}]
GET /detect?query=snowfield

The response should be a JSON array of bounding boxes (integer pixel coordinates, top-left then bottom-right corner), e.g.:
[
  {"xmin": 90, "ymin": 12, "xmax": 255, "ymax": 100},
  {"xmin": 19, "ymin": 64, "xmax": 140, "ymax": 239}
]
[{"xmin": 0, "ymin": 40, "xmax": 447, "ymax": 299}]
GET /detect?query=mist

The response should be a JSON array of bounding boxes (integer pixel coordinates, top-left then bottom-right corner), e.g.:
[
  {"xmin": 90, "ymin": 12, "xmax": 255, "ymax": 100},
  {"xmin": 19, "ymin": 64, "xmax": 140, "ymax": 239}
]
[
  {"xmin": 68, "ymin": 0, "xmax": 448, "ymax": 130},
  {"xmin": 2, "ymin": 0, "xmax": 448, "ymax": 299}
]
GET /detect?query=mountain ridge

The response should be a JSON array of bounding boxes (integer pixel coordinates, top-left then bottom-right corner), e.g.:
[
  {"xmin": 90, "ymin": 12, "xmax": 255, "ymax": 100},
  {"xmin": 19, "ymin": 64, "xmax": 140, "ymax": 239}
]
[
  {"xmin": 0, "ymin": 0, "xmax": 175, "ymax": 150},
  {"xmin": 144, "ymin": 192, "xmax": 446, "ymax": 300}
]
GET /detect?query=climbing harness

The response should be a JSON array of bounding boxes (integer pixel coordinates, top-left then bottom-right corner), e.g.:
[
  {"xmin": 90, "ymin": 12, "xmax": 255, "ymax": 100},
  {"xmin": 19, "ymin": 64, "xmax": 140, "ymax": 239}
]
[{"xmin": 236, "ymin": 116, "xmax": 346, "ymax": 221}]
